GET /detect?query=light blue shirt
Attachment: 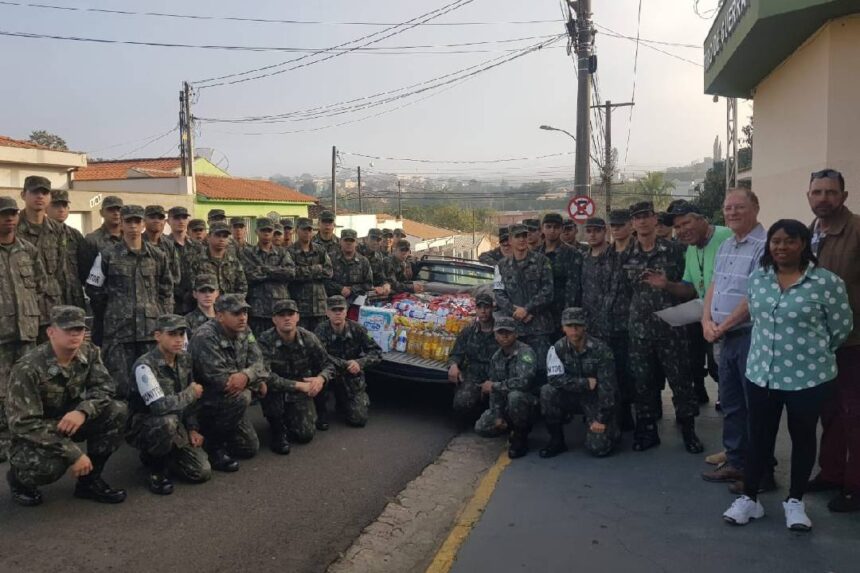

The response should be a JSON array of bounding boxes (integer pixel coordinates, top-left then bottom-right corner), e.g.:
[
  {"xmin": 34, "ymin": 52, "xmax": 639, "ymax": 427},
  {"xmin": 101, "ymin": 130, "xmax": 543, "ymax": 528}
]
[
  {"xmin": 710, "ymin": 224, "xmax": 767, "ymax": 330},
  {"xmin": 745, "ymin": 264, "xmax": 853, "ymax": 391}
]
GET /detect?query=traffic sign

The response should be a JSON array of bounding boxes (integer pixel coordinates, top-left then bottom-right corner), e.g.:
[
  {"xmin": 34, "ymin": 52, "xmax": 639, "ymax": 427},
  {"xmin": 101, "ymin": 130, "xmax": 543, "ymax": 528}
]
[{"xmin": 567, "ymin": 195, "xmax": 596, "ymax": 223}]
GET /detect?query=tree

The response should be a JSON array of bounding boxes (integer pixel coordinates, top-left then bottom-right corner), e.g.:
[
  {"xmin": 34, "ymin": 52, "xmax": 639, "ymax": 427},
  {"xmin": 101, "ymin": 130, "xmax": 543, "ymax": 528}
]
[
  {"xmin": 692, "ymin": 160, "xmax": 726, "ymax": 225},
  {"xmin": 299, "ymin": 181, "xmax": 317, "ymax": 197},
  {"xmin": 28, "ymin": 130, "xmax": 68, "ymax": 151},
  {"xmin": 738, "ymin": 115, "xmax": 753, "ymax": 171},
  {"xmin": 401, "ymin": 203, "xmax": 495, "ymax": 234},
  {"xmin": 635, "ymin": 171, "xmax": 675, "ymax": 210}
]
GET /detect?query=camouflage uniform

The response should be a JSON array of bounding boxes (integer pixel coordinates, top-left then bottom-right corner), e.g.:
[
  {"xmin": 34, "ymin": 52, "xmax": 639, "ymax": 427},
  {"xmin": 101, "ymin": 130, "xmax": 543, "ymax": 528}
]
[
  {"xmin": 258, "ymin": 326, "xmax": 335, "ymax": 442},
  {"xmin": 288, "ymin": 242, "xmax": 333, "ymax": 332},
  {"xmin": 6, "ymin": 340, "xmax": 127, "ymax": 487},
  {"xmin": 312, "ymin": 234, "xmax": 340, "ymax": 259},
  {"xmin": 164, "ymin": 234, "xmax": 196, "ymax": 314},
  {"xmin": 314, "ymin": 318, "xmax": 382, "ymax": 427},
  {"xmin": 86, "ymin": 239, "xmax": 174, "ymax": 398},
  {"xmin": 127, "ymin": 345, "xmax": 211, "ymax": 483},
  {"xmin": 448, "ymin": 321, "xmax": 499, "ymax": 420},
  {"xmin": 188, "ymin": 249, "xmax": 248, "ymax": 298},
  {"xmin": 602, "ymin": 247, "xmax": 635, "ymax": 409},
  {"xmin": 54, "ymin": 220, "xmax": 87, "ymax": 309},
  {"xmin": 385, "ymin": 255, "xmax": 416, "ymax": 294},
  {"xmin": 241, "ymin": 244, "xmax": 296, "ymax": 335},
  {"xmin": 188, "ymin": 318, "xmax": 266, "ymax": 459},
  {"xmin": 478, "ymin": 246, "xmax": 505, "ymax": 266},
  {"xmin": 0, "ymin": 234, "xmax": 43, "ymax": 461},
  {"xmin": 184, "ymin": 307, "xmax": 212, "ymax": 335},
  {"xmin": 538, "ymin": 242, "xmax": 583, "ymax": 318},
  {"xmin": 17, "ymin": 215, "xmax": 64, "ymax": 329},
  {"xmin": 581, "ymin": 246, "xmax": 613, "ymax": 337},
  {"xmin": 365, "ymin": 249, "xmax": 390, "ymax": 288},
  {"xmin": 325, "ymin": 251, "xmax": 374, "ymax": 301},
  {"xmin": 475, "ymin": 340, "xmax": 537, "ymax": 437},
  {"xmin": 144, "ymin": 234, "xmax": 182, "ymax": 299},
  {"xmin": 83, "ymin": 224, "xmax": 123, "ymax": 345},
  {"xmin": 543, "ymin": 335, "xmax": 619, "ymax": 456}
]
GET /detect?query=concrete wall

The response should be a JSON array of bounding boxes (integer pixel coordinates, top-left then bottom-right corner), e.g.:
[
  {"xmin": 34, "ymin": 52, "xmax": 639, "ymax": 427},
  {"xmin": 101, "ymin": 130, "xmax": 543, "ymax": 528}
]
[
  {"xmin": 193, "ymin": 200, "xmax": 310, "ymax": 220},
  {"xmin": 0, "ymin": 145, "xmax": 87, "ymax": 195},
  {"xmin": 0, "ymin": 165, "xmax": 73, "ymax": 195},
  {"xmin": 753, "ymin": 16, "xmax": 860, "ymax": 226}
]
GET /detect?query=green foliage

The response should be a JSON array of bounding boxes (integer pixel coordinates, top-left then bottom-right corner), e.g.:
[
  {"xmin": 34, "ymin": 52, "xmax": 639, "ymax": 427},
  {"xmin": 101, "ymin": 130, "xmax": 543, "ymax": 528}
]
[
  {"xmin": 634, "ymin": 172, "xmax": 676, "ymax": 210},
  {"xmin": 692, "ymin": 160, "xmax": 726, "ymax": 225},
  {"xmin": 28, "ymin": 130, "xmax": 68, "ymax": 151}
]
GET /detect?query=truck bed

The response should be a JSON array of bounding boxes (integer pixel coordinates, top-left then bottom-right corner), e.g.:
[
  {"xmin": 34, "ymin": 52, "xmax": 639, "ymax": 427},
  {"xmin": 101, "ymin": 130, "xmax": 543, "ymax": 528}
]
[{"xmin": 371, "ymin": 351, "xmax": 449, "ymax": 384}]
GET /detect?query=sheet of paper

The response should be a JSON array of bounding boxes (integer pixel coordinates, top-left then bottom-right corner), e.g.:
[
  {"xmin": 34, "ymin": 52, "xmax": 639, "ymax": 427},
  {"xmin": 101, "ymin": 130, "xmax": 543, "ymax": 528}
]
[
  {"xmin": 353, "ymin": 294, "xmax": 367, "ymax": 306},
  {"xmin": 654, "ymin": 299, "xmax": 704, "ymax": 327}
]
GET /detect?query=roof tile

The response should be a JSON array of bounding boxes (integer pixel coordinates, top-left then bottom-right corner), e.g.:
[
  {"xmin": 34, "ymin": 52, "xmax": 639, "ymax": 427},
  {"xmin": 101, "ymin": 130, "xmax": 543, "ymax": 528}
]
[{"xmin": 196, "ymin": 175, "xmax": 317, "ymax": 204}]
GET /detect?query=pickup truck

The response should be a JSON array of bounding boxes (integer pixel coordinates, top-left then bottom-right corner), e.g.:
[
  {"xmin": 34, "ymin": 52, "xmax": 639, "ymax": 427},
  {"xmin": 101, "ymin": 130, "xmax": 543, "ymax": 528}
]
[{"xmin": 362, "ymin": 255, "xmax": 495, "ymax": 384}]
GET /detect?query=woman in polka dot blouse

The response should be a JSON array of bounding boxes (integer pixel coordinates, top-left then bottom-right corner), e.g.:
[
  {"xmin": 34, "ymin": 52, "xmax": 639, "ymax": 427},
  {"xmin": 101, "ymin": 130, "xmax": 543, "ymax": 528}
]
[{"xmin": 723, "ymin": 219, "xmax": 852, "ymax": 532}]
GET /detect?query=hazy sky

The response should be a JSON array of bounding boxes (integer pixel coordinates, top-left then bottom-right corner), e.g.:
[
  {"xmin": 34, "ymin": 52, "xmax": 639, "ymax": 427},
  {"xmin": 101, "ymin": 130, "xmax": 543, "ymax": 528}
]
[{"xmin": 0, "ymin": 0, "xmax": 746, "ymax": 181}]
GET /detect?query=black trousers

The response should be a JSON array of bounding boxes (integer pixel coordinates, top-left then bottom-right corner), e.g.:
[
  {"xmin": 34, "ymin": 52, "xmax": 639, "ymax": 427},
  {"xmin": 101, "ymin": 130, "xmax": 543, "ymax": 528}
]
[{"xmin": 743, "ymin": 380, "xmax": 832, "ymax": 500}]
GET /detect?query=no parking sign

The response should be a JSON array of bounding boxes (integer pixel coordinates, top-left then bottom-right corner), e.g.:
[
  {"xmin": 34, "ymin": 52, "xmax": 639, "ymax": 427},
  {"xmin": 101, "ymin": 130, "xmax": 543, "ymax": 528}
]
[{"xmin": 567, "ymin": 195, "xmax": 596, "ymax": 223}]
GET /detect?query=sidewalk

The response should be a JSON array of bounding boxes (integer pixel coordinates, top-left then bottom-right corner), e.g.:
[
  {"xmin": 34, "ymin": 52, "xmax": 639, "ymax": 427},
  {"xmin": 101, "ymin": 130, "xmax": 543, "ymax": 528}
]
[{"xmin": 450, "ymin": 382, "xmax": 860, "ymax": 573}]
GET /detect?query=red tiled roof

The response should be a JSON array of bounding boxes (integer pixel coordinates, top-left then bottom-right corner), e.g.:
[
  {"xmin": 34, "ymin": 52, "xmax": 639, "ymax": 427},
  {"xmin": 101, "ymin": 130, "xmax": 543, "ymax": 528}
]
[
  {"xmin": 0, "ymin": 135, "xmax": 61, "ymax": 151},
  {"xmin": 74, "ymin": 158, "xmax": 182, "ymax": 181},
  {"xmin": 196, "ymin": 175, "xmax": 317, "ymax": 204},
  {"xmin": 402, "ymin": 219, "xmax": 457, "ymax": 240}
]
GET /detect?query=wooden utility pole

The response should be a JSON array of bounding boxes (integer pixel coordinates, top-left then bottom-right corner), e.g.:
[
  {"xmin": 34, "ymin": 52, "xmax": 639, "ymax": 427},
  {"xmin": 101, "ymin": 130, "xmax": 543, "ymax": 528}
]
[
  {"xmin": 397, "ymin": 179, "xmax": 402, "ymax": 220},
  {"xmin": 571, "ymin": 0, "xmax": 595, "ymax": 196},
  {"xmin": 590, "ymin": 100, "xmax": 634, "ymax": 215},
  {"xmin": 179, "ymin": 81, "xmax": 196, "ymax": 177},
  {"xmin": 331, "ymin": 145, "xmax": 337, "ymax": 213},
  {"xmin": 357, "ymin": 165, "xmax": 362, "ymax": 213}
]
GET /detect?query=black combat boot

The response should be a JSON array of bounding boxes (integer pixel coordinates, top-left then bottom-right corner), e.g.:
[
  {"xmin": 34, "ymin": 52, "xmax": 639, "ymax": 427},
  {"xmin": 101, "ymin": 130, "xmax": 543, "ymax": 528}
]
[
  {"xmin": 632, "ymin": 419, "xmax": 660, "ymax": 452},
  {"xmin": 539, "ymin": 424, "xmax": 568, "ymax": 458},
  {"xmin": 146, "ymin": 456, "xmax": 174, "ymax": 496},
  {"xmin": 208, "ymin": 447, "xmax": 239, "ymax": 472},
  {"xmin": 315, "ymin": 400, "xmax": 330, "ymax": 431},
  {"xmin": 508, "ymin": 431, "xmax": 529, "ymax": 459},
  {"xmin": 678, "ymin": 417, "xmax": 704, "ymax": 454},
  {"xmin": 268, "ymin": 417, "xmax": 291, "ymax": 455},
  {"xmin": 74, "ymin": 455, "xmax": 127, "ymax": 504},
  {"xmin": 7, "ymin": 469, "xmax": 43, "ymax": 507}
]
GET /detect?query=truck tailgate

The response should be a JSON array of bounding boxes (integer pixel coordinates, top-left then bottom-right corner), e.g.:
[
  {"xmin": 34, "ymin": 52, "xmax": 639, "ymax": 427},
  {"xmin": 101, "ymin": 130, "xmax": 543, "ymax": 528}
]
[{"xmin": 370, "ymin": 351, "xmax": 449, "ymax": 383}]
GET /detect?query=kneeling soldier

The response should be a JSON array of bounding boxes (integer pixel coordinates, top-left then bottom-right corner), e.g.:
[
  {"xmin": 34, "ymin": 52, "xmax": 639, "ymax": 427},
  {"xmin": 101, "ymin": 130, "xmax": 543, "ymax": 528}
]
[
  {"xmin": 474, "ymin": 317, "xmax": 537, "ymax": 459},
  {"xmin": 128, "ymin": 314, "xmax": 211, "ymax": 495},
  {"xmin": 448, "ymin": 291, "xmax": 499, "ymax": 422},
  {"xmin": 6, "ymin": 306, "xmax": 128, "ymax": 506},
  {"xmin": 258, "ymin": 300, "xmax": 335, "ymax": 453},
  {"xmin": 314, "ymin": 295, "xmax": 382, "ymax": 428},
  {"xmin": 540, "ymin": 308, "xmax": 619, "ymax": 458}
]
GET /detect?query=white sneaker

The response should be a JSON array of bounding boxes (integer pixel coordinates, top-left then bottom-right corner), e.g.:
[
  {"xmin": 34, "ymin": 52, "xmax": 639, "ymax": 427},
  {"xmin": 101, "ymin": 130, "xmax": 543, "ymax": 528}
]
[
  {"xmin": 723, "ymin": 495, "xmax": 765, "ymax": 525},
  {"xmin": 783, "ymin": 498, "xmax": 812, "ymax": 531}
]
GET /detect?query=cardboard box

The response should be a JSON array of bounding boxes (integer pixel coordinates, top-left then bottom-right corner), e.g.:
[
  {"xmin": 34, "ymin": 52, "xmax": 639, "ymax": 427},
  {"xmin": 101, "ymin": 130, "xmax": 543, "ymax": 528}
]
[{"xmin": 359, "ymin": 306, "xmax": 398, "ymax": 332}]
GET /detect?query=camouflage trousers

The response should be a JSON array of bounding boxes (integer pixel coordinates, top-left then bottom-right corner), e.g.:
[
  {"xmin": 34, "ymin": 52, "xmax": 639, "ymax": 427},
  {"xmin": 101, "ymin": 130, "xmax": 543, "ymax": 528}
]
[
  {"xmin": 0, "ymin": 341, "xmax": 35, "ymax": 462},
  {"xmin": 103, "ymin": 340, "xmax": 155, "ymax": 399},
  {"xmin": 261, "ymin": 391, "xmax": 316, "ymax": 443},
  {"xmin": 629, "ymin": 334, "xmax": 698, "ymax": 421},
  {"xmin": 9, "ymin": 400, "xmax": 128, "ymax": 487},
  {"xmin": 605, "ymin": 333, "xmax": 633, "ymax": 403},
  {"xmin": 520, "ymin": 334, "xmax": 550, "ymax": 375},
  {"xmin": 126, "ymin": 413, "xmax": 211, "ymax": 483},
  {"xmin": 475, "ymin": 389, "xmax": 536, "ymax": 437},
  {"xmin": 198, "ymin": 390, "xmax": 260, "ymax": 458},
  {"xmin": 328, "ymin": 373, "xmax": 371, "ymax": 427},
  {"xmin": 452, "ymin": 375, "xmax": 488, "ymax": 422},
  {"xmin": 540, "ymin": 384, "xmax": 619, "ymax": 457}
]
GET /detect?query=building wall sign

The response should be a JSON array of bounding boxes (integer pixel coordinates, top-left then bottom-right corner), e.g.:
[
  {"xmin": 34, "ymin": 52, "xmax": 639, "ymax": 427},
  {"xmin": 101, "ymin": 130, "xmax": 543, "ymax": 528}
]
[{"xmin": 704, "ymin": 0, "xmax": 751, "ymax": 71}]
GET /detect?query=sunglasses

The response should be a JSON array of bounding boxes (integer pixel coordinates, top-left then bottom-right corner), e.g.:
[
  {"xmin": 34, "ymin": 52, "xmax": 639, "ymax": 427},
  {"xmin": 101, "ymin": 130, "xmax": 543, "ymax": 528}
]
[{"xmin": 811, "ymin": 168, "xmax": 843, "ymax": 181}]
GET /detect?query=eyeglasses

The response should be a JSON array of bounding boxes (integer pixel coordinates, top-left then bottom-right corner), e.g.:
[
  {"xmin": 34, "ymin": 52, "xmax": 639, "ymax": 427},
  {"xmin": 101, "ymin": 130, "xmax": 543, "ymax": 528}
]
[{"xmin": 811, "ymin": 168, "xmax": 843, "ymax": 181}]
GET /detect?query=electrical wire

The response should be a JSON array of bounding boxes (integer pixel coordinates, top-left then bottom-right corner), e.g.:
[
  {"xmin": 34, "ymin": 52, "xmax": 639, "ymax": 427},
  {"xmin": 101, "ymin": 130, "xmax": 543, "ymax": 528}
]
[
  {"xmin": 342, "ymin": 150, "xmax": 573, "ymax": 165},
  {"xmin": 86, "ymin": 127, "xmax": 181, "ymax": 154},
  {"xmin": 114, "ymin": 126, "xmax": 178, "ymax": 159},
  {"xmin": 623, "ymin": 0, "xmax": 643, "ymax": 168}
]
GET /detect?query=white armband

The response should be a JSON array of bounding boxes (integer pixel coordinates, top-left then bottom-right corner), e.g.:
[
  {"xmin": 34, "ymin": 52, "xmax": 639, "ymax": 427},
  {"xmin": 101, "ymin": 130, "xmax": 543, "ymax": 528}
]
[
  {"xmin": 135, "ymin": 364, "xmax": 165, "ymax": 405},
  {"xmin": 546, "ymin": 347, "xmax": 565, "ymax": 376},
  {"xmin": 86, "ymin": 253, "xmax": 105, "ymax": 287}
]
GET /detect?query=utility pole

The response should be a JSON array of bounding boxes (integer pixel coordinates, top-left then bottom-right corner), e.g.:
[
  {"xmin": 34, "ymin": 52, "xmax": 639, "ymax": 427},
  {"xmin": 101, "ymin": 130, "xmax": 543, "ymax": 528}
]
[
  {"xmin": 331, "ymin": 145, "xmax": 337, "ymax": 213},
  {"xmin": 590, "ymin": 100, "xmax": 634, "ymax": 215},
  {"xmin": 570, "ymin": 0, "xmax": 595, "ymax": 196},
  {"xmin": 397, "ymin": 179, "xmax": 402, "ymax": 220},
  {"xmin": 357, "ymin": 166, "xmax": 362, "ymax": 213},
  {"xmin": 179, "ymin": 81, "xmax": 196, "ymax": 178},
  {"xmin": 726, "ymin": 97, "xmax": 738, "ymax": 191}
]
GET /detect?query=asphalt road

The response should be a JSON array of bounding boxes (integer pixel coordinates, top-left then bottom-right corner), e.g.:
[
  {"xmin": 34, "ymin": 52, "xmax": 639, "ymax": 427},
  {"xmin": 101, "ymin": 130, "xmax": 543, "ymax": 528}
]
[{"xmin": 0, "ymin": 376, "xmax": 460, "ymax": 573}]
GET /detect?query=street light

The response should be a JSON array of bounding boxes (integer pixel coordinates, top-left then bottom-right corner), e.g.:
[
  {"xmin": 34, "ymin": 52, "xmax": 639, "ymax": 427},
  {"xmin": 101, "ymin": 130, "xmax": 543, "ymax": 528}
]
[{"xmin": 539, "ymin": 124, "xmax": 577, "ymax": 142}]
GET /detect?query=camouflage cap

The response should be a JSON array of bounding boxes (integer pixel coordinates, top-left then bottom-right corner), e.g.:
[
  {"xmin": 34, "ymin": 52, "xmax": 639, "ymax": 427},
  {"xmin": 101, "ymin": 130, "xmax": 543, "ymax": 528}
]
[
  {"xmin": 121, "ymin": 204, "xmax": 145, "ymax": 220},
  {"xmin": 167, "ymin": 206, "xmax": 190, "ymax": 218},
  {"xmin": 367, "ymin": 228, "xmax": 382, "ymax": 239},
  {"xmin": 102, "ymin": 195, "xmax": 123, "ymax": 209},
  {"xmin": 319, "ymin": 210, "xmax": 336, "ymax": 222},
  {"xmin": 23, "ymin": 175, "xmax": 51, "ymax": 194},
  {"xmin": 273, "ymin": 223, "xmax": 284, "ymax": 234},
  {"xmin": 393, "ymin": 228, "xmax": 406, "ymax": 237},
  {"xmin": 584, "ymin": 217, "xmax": 606, "ymax": 229},
  {"xmin": 493, "ymin": 316, "xmax": 518, "ymax": 332},
  {"xmin": 209, "ymin": 221, "xmax": 230, "ymax": 235},
  {"xmin": 608, "ymin": 209, "xmax": 631, "ymax": 225},
  {"xmin": 255, "ymin": 217, "xmax": 274, "ymax": 231},
  {"xmin": 273, "ymin": 299, "xmax": 299, "ymax": 314},
  {"xmin": 657, "ymin": 212, "xmax": 674, "ymax": 227},
  {"xmin": 154, "ymin": 313, "xmax": 187, "ymax": 333},
  {"xmin": 193, "ymin": 274, "xmax": 217, "ymax": 291},
  {"xmin": 280, "ymin": 217, "xmax": 294, "ymax": 229},
  {"xmin": 214, "ymin": 294, "xmax": 252, "ymax": 313},
  {"xmin": 563, "ymin": 218, "xmax": 577, "ymax": 229},
  {"xmin": 382, "ymin": 228, "xmax": 394, "ymax": 238},
  {"xmin": 523, "ymin": 218, "xmax": 541, "ymax": 231},
  {"xmin": 144, "ymin": 204, "xmax": 165, "ymax": 217},
  {"xmin": 326, "ymin": 295, "xmax": 347, "ymax": 310},
  {"xmin": 561, "ymin": 307, "xmax": 587, "ymax": 326},
  {"xmin": 50, "ymin": 305, "xmax": 87, "ymax": 329},
  {"xmin": 230, "ymin": 217, "xmax": 246, "ymax": 227},
  {"xmin": 207, "ymin": 209, "xmax": 226, "ymax": 221},
  {"xmin": 498, "ymin": 226, "xmax": 510, "ymax": 241},
  {"xmin": 475, "ymin": 292, "xmax": 494, "ymax": 306},
  {"xmin": 509, "ymin": 223, "xmax": 527, "ymax": 236},
  {"xmin": 0, "ymin": 196, "xmax": 20, "ymax": 213},
  {"xmin": 628, "ymin": 201, "xmax": 655, "ymax": 217},
  {"xmin": 188, "ymin": 218, "xmax": 207, "ymax": 231},
  {"xmin": 340, "ymin": 229, "xmax": 358, "ymax": 240},
  {"xmin": 395, "ymin": 239, "xmax": 410, "ymax": 251},
  {"xmin": 296, "ymin": 217, "xmax": 314, "ymax": 229},
  {"xmin": 50, "ymin": 189, "xmax": 70, "ymax": 204},
  {"xmin": 666, "ymin": 200, "xmax": 701, "ymax": 220},
  {"xmin": 542, "ymin": 213, "xmax": 564, "ymax": 226}
]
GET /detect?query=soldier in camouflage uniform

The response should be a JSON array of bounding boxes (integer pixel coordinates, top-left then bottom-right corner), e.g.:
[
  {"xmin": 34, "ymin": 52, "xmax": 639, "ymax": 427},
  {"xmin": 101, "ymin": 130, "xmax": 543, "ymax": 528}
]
[
  {"xmin": 538, "ymin": 213, "xmax": 583, "ymax": 323},
  {"xmin": 524, "ymin": 218, "xmax": 543, "ymax": 251},
  {"xmin": 83, "ymin": 195, "xmax": 124, "ymax": 346},
  {"xmin": 259, "ymin": 299, "xmax": 335, "ymax": 451},
  {"xmin": 188, "ymin": 294, "xmax": 267, "ymax": 472},
  {"xmin": 478, "ymin": 227, "xmax": 511, "ymax": 266},
  {"xmin": 581, "ymin": 217, "xmax": 612, "ymax": 337},
  {"xmin": 0, "ymin": 196, "xmax": 44, "ymax": 462},
  {"xmin": 381, "ymin": 228, "xmax": 394, "ymax": 256},
  {"xmin": 621, "ymin": 201, "xmax": 702, "ymax": 453},
  {"xmin": 359, "ymin": 228, "xmax": 392, "ymax": 297},
  {"xmin": 185, "ymin": 274, "xmax": 218, "ymax": 334},
  {"xmin": 289, "ymin": 217, "xmax": 333, "ymax": 332},
  {"xmin": 540, "ymin": 308, "xmax": 619, "ymax": 458},
  {"xmin": 448, "ymin": 292, "xmax": 499, "ymax": 422},
  {"xmin": 272, "ymin": 223, "xmax": 285, "ymax": 248},
  {"xmin": 5, "ymin": 306, "xmax": 128, "ymax": 506},
  {"xmin": 474, "ymin": 317, "xmax": 538, "ymax": 458},
  {"xmin": 314, "ymin": 296, "xmax": 381, "ymax": 428},
  {"xmin": 386, "ymin": 239, "xmax": 424, "ymax": 294},
  {"xmin": 230, "ymin": 217, "xmax": 249, "ymax": 251},
  {"xmin": 47, "ymin": 189, "xmax": 87, "ymax": 309},
  {"xmin": 143, "ymin": 205, "xmax": 182, "ymax": 295},
  {"xmin": 312, "ymin": 210, "xmax": 340, "ymax": 258},
  {"xmin": 280, "ymin": 218, "xmax": 294, "ymax": 249},
  {"xmin": 128, "ymin": 314, "xmax": 211, "ymax": 495},
  {"xmin": 86, "ymin": 205, "xmax": 174, "ymax": 399},
  {"xmin": 493, "ymin": 223, "xmax": 554, "ymax": 375},
  {"xmin": 325, "ymin": 229, "xmax": 373, "ymax": 302},
  {"xmin": 164, "ymin": 206, "xmax": 195, "ymax": 314},
  {"xmin": 188, "ymin": 221, "xmax": 248, "ymax": 298},
  {"xmin": 240, "ymin": 217, "xmax": 296, "ymax": 335},
  {"xmin": 561, "ymin": 218, "xmax": 578, "ymax": 246},
  {"xmin": 188, "ymin": 218, "xmax": 207, "ymax": 243}
]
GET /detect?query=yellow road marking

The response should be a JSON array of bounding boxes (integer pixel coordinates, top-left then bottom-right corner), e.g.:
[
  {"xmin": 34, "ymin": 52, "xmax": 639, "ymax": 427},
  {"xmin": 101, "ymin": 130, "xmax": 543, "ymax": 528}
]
[{"xmin": 425, "ymin": 450, "xmax": 511, "ymax": 573}]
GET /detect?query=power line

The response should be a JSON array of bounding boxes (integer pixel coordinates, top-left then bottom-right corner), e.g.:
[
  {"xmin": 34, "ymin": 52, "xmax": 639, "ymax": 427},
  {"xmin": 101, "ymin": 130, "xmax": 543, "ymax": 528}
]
[
  {"xmin": 86, "ymin": 127, "xmax": 181, "ymax": 154},
  {"xmin": 623, "ymin": 0, "xmax": 643, "ymax": 167},
  {"xmin": 594, "ymin": 24, "xmax": 700, "ymax": 49},
  {"xmin": 342, "ymin": 150, "xmax": 573, "ymax": 165},
  {"xmin": 115, "ymin": 126, "xmax": 178, "ymax": 159},
  {"xmin": 596, "ymin": 24, "xmax": 702, "ymax": 67}
]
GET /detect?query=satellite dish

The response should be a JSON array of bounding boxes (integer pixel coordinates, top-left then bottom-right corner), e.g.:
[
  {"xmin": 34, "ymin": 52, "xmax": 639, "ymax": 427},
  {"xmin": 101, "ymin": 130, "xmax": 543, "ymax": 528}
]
[{"xmin": 369, "ymin": 161, "xmax": 375, "ymax": 168}]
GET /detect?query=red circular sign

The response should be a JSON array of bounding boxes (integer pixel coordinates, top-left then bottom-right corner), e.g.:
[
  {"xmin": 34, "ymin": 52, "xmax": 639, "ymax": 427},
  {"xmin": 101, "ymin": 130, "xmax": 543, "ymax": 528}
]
[{"xmin": 567, "ymin": 196, "xmax": 596, "ymax": 223}]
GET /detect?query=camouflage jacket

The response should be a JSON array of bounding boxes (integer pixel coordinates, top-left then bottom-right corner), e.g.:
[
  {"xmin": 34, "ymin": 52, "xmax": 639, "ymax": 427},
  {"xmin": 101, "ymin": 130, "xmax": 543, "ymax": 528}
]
[
  {"xmin": 489, "ymin": 341, "xmax": 537, "ymax": 394},
  {"xmin": 288, "ymin": 243, "xmax": 333, "ymax": 317},
  {"xmin": 55, "ymin": 222, "xmax": 87, "ymax": 309},
  {"xmin": 314, "ymin": 319, "xmax": 382, "ymax": 373},
  {"xmin": 240, "ymin": 244, "xmax": 296, "ymax": 318},
  {"xmin": 494, "ymin": 251, "xmax": 555, "ymax": 336},
  {"xmin": 447, "ymin": 322, "xmax": 498, "ymax": 382},
  {"xmin": 7, "ymin": 341, "xmax": 117, "ymax": 464},
  {"xmin": 546, "ymin": 335, "xmax": 617, "ymax": 424},
  {"xmin": 188, "ymin": 319, "xmax": 267, "ymax": 404},
  {"xmin": 363, "ymin": 248, "xmax": 390, "ymax": 287},
  {"xmin": 581, "ymin": 245, "xmax": 613, "ymax": 336},
  {"xmin": 130, "ymin": 347, "xmax": 199, "ymax": 430},
  {"xmin": 83, "ymin": 225, "xmax": 122, "ymax": 277},
  {"xmin": 17, "ymin": 215, "xmax": 64, "ymax": 324},
  {"xmin": 258, "ymin": 327, "xmax": 335, "ymax": 397},
  {"xmin": 478, "ymin": 247, "xmax": 504, "ymax": 267},
  {"xmin": 312, "ymin": 234, "xmax": 341, "ymax": 259},
  {"xmin": 144, "ymin": 234, "xmax": 182, "ymax": 295},
  {"xmin": 602, "ymin": 247, "xmax": 634, "ymax": 336},
  {"xmin": 86, "ymin": 241, "xmax": 174, "ymax": 343},
  {"xmin": 163, "ymin": 234, "xmax": 194, "ymax": 313},
  {"xmin": 325, "ymin": 252, "xmax": 374, "ymax": 299},
  {"xmin": 620, "ymin": 238, "xmax": 686, "ymax": 339},
  {"xmin": 538, "ymin": 242, "xmax": 583, "ymax": 312},
  {"xmin": 184, "ymin": 307, "xmax": 213, "ymax": 335},
  {"xmin": 188, "ymin": 248, "xmax": 248, "ymax": 298},
  {"xmin": 384, "ymin": 256, "xmax": 415, "ymax": 294},
  {"xmin": 0, "ymin": 237, "xmax": 43, "ymax": 345}
]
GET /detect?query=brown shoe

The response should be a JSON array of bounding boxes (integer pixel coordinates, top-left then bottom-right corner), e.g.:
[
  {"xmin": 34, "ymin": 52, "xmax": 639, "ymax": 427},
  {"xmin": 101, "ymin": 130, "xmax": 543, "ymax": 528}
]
[
  {"xmin": 705, "ymin": 451, "xmax": 727, "ymax": 465},
  {"xmin": 702, "ymin": 463, "xmax": 744, "ymax": 483},
  {"xmin": 729, "ymin": 473, "xmax": 777, "ymax": 495}
]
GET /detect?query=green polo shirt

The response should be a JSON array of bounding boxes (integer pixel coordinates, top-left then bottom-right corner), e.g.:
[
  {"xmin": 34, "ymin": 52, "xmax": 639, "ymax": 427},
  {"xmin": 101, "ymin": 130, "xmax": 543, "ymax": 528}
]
[{"xmin": 682, "ymin": 225, "xmax": 733, "ymax": 298}]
